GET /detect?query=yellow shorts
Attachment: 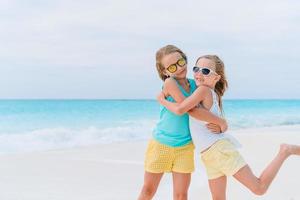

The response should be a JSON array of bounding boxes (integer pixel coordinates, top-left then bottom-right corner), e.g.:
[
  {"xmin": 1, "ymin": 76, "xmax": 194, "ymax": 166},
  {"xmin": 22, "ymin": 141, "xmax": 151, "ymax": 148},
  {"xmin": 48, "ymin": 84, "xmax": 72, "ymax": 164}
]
[
  {"xmin": 144, "ymin": 139, "xmax": 195, "ymax": 173},
  {"xmin": 201, "ymin": 139, "xmax": 247, "ymax": 180}
]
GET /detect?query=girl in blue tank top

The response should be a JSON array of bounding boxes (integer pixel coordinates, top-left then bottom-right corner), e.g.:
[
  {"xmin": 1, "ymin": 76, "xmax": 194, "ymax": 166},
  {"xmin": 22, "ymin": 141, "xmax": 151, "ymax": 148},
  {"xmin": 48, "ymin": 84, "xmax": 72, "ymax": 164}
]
[
  {"xmin": 138, "ymin": 45, "xmax": 227, "ymax": 200},
  {"xmin": 152, "ymin": 77, "xmax": 197, "ymax": 147}
]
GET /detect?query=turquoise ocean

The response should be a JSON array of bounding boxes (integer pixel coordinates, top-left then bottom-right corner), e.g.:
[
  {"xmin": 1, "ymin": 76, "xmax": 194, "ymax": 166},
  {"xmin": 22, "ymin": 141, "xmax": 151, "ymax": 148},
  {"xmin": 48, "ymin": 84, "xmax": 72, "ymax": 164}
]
[{"xmin": 0, "ymin": 99, "xmax": 299, "ymax": 153}]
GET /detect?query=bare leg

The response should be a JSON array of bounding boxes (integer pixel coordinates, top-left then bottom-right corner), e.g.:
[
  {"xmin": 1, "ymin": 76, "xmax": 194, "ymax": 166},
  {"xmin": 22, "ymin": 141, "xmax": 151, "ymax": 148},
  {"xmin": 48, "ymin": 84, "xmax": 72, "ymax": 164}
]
[
  {"xmin": 138, "ymin": 171, "xmax": 163, "ymax": 200},
  {"xmin": 208, "ymin": 176, "xmax": 227, "ymax": 200},
  {"xmin": 172, "ymin": 172, "xmax": 191, "ymax": 200},
  {"xmin": 233, "ymin": 144, "xmax": 300, "ymax": 195}
]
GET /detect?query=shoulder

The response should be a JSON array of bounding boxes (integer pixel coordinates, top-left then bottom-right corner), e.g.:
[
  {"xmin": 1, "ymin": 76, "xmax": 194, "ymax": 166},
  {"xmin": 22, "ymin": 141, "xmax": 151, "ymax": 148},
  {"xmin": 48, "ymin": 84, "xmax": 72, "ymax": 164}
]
[
  {"xmin": 194, "ymin": 85, "xmax": 211, "ymax": 96},
  {"xmin": 164, "ymin": 77, "xmax": 176, "ymax": 84},
  {"xmin": 163, "ymin": 77, "xmax": 178, "ymax": 89},
  {"xmin": 186, "ymin": 85, "xmax": 211, "ymax": 103}
]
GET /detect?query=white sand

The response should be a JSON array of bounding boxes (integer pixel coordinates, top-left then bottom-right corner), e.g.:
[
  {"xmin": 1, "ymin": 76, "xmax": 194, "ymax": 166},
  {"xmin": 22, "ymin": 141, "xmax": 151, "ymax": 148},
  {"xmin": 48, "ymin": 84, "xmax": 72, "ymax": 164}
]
[{"xmin": 0, "ymin": 125, "xmax": 299, "ymax": 200}]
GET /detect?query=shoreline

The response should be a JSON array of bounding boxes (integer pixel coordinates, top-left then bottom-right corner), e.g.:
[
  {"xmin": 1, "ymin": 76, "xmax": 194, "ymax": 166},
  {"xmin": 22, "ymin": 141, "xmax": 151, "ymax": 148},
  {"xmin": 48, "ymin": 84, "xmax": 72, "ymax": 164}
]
[{"xmin": 1, "ymin": 124, "xmax": 300, "ymax": 156}]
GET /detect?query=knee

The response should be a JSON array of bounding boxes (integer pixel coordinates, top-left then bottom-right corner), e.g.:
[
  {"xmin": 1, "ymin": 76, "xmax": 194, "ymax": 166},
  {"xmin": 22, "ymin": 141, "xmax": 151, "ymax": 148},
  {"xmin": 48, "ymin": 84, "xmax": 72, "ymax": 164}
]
[
  {"xmin": 140, "ymin": 184, "xmax": 157, "ymax": 198},
  {"xmin": 251, "ymin": 184, "xmax": 267, "ymax": 196},
  {"xmin": 174, "ymin": 192, "xmax": 188, "ymax": 200}
]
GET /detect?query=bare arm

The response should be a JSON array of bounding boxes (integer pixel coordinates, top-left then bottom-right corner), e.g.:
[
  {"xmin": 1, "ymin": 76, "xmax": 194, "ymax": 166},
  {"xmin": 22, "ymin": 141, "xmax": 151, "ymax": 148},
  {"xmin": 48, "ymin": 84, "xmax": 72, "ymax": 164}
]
[
  {"xmin": 162, "ymin": 78, "xmax": 186, "ymax": 103},
  {"xmin": 189, "ymin": 108, "xmax": 227, "ymax": 132},
  {"xmin": 158, "ymin": 86, "xmax": 209, "ymax": 115},
  {"xmin": 160, "ymin": 79, "xmax": 227, "ymax": 132},
  {"xmin": 157, "ymin": 92, "xmax": 227, "ymax": 132}
]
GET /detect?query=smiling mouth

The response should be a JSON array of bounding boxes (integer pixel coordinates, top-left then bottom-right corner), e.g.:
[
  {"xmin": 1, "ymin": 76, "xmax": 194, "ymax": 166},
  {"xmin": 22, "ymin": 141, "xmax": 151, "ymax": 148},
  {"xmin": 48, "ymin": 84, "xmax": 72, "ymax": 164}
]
[
  {"xmin": 177, "ymin": 68, "xmax": 186, "ymax": 75},
  {"xmin": 195, "ymin": 78, "xmax": 204, "ymax": 86}
]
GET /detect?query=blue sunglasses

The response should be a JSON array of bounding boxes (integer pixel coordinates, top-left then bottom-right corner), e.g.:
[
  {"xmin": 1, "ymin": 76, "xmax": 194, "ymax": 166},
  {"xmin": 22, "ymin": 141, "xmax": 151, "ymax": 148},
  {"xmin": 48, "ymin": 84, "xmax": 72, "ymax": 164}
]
[{"xmin": 192, "ymin": 66, "xmax": 217, "ymax": 76}]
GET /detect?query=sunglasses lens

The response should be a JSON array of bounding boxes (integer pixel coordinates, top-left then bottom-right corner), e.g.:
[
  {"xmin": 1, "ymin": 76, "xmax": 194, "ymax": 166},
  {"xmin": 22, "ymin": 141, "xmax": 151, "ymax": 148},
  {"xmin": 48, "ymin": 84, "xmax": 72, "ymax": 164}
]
[
  {"xmin": 193, "ymin": 66, "xmax": 200, "ymax": 73},
  {"xmin": 201, "ymin": 68, "xmax": 211, "ymax": 75},
  {"xmin": 167, "ymin": 65, "xmax": 177, "ymax": 73},
  {"xmin": 177, "ymin": 58, "xmax": 186, "ymax": 66}
]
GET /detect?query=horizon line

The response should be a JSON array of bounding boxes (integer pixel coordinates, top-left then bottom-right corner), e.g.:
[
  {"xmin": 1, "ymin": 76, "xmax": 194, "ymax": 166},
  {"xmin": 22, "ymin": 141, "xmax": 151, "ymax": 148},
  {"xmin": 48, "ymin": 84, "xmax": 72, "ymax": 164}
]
[{"xmin": 0, "ymin": 98, "xmax": 299, "ymax": 101}]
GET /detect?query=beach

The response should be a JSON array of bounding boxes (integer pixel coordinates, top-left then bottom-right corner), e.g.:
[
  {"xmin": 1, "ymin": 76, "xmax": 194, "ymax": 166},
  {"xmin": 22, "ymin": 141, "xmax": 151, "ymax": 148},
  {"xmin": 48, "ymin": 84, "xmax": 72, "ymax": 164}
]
[
  {"xmin": 2, "ymin": 0, "xmax": 300, "ymax": 199},
  {"xmin": 0, "ymin": 125, "xmax": 299, "ymax": 200}
]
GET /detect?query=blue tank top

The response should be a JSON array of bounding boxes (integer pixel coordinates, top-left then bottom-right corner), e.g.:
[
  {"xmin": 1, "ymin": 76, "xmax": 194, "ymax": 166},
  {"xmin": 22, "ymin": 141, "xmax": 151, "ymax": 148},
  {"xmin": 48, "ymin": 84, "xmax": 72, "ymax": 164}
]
[{"xmin": 153, "ymin": 78, "xmax": 197, "ymax": 147}]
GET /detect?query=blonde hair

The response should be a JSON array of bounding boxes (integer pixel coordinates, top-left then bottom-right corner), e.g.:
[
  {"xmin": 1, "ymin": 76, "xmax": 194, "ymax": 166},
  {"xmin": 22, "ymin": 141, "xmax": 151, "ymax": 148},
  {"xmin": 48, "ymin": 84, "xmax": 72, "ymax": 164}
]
[
  {"xmin": 155, "ymin": 45, "xmax": 187, "ymax": 81},
  {"xmin": 196, "ymin": 55, "xmax": 228, "ymax": 112}
]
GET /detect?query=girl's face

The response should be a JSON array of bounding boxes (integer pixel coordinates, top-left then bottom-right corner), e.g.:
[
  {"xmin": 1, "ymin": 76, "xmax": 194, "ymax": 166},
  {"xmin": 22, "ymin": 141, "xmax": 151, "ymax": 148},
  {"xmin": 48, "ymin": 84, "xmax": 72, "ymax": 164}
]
[
  {"xmin": 161, "ymin": 52, "xmax": 187, "ymax": 79},
  {"xmin": 194, "ymin": 58, "xmax": 220, "ymax": 87}
]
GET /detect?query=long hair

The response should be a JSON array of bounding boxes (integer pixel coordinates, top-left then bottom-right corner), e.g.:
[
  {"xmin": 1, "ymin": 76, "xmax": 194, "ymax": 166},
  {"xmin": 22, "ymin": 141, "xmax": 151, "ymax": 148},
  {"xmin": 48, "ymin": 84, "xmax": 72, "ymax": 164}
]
[
  {"xmin": 155, "ymin": 45, "xmax": 187, "ymax": 81},
  {"xmin": 196, "ymin": 55, "xmax": 228, "ymax": 112}
]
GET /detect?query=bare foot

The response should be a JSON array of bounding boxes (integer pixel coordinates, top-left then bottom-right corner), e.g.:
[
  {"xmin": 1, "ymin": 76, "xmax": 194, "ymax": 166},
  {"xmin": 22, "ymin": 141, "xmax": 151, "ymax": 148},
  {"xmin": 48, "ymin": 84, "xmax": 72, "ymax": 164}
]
[{"xmin": 280, "ymin": 144, "xmax": 300, "ymax": 157}]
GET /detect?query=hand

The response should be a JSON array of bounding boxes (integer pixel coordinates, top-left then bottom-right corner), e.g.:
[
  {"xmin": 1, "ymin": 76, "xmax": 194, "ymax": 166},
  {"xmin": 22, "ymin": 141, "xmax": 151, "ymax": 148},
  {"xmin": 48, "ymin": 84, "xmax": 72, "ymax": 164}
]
[
  {"xmin": 206, "ymin": 123, "xmax": 222, "ymax": 134},
  {"xmin": 220, "ymin": 119, "xmax": 228, "ymax": 133},
  {"xmin": 156, "ymin": 91, "xmax": 166, "ymax": 103}
]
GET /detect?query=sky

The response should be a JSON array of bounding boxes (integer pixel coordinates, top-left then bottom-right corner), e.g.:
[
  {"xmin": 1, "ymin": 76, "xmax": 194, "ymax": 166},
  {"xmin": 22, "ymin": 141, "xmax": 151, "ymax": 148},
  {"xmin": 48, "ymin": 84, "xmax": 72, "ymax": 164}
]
[{"xmin": 0, "ymin": 0, "xmax": 300, "ymax": 99}]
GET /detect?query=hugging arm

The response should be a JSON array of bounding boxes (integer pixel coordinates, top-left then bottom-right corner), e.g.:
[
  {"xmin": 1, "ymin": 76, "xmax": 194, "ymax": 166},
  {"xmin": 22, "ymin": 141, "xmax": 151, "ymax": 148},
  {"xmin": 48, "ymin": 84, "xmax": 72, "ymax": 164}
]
[
  {"xmin": 188, "ymin": 109, "xmax": 227, "ymax": 133},
  {"xmin": 158, "ymin": 86, "xmax": 208, "ymax": 115},
  {"xmin": 160, "ymin": 79, "xmax": 227, "ymax": 132}
]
